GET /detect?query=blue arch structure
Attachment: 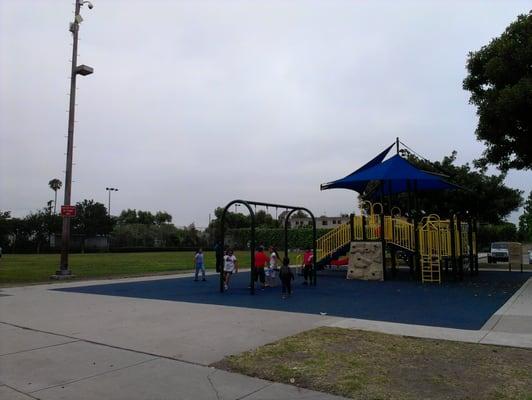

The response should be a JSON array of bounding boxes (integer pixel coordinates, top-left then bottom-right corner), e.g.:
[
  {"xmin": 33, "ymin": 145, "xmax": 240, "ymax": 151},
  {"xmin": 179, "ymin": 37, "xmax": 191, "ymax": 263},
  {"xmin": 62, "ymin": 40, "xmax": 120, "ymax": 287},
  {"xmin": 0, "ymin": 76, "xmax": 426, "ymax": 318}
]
[{"xmin": 219, "ymin": 200, "xmax": 317, "ymax": 295}]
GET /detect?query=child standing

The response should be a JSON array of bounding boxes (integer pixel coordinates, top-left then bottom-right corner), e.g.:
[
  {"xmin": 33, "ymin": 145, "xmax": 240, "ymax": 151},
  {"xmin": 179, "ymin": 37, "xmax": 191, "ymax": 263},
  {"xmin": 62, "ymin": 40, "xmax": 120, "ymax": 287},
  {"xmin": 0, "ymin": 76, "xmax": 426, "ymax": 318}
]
[
  {"xmin": 279, "ymin": 257, "xmax": 294, "ymax": 299},
  {"xmin": 266, "ymin": 246, "xmax": 280, "ymax": 287},
  {"xmin": 223, "ymin": 249, "xmax": 238, "ymax": 290},
  {"xmin": 194, "ymin": 249, "xmax": 206, "ymax": 281},
  {"xmin": 301, "ymin": 248, "xmax": 313, "ymax": 285}
]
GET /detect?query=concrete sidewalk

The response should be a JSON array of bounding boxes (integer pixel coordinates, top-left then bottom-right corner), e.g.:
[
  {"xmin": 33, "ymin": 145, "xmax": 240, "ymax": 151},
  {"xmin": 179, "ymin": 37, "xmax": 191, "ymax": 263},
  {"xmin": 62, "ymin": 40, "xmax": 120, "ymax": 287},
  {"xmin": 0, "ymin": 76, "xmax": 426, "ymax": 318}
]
[
  {"xmin": 1, "ymin": 272, "xmax": 530, "ymax": 399},
  {"xmin": 0, "ymin": 323, "xmax": 345, "ymax": 400}
]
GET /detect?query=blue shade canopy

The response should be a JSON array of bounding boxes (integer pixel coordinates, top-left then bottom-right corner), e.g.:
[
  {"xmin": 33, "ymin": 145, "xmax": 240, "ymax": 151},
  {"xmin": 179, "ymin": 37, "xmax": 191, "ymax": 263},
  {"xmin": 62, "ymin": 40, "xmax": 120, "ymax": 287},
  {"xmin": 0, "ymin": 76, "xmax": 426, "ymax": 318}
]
[{"xmin": 321, "ymin": 153, "xmax": 461, "ymax": 195}]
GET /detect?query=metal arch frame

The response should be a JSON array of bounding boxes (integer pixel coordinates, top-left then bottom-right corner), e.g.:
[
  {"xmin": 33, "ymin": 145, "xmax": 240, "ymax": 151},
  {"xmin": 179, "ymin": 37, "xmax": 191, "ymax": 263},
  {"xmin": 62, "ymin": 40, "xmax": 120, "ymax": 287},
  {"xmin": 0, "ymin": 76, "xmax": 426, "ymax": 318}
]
[
  {"xmin": 219, "ymin": 199, "xmax": 317, "ymax": 295},
  {"xmin": 283, "ymin": 207, "xmax": 317, "ymax": 286}
]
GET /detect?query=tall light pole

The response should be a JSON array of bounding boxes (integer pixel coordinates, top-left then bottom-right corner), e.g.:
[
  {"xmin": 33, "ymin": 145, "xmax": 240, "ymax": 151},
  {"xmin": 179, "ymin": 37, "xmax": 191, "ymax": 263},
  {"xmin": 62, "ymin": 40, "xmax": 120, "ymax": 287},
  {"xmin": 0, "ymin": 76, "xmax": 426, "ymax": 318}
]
[
  {"xmin": 55, "ymin": 0, "xmax": 95, "ymax": 278},
  {"xmin": 106, "ymin": 187, "xmax": 119, "ymax": 216}
]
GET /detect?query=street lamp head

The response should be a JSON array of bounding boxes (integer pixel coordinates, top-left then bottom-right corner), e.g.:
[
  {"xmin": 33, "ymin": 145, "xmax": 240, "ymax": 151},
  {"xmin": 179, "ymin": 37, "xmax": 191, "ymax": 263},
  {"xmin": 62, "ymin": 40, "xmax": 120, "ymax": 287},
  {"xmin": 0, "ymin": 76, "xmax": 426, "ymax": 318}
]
[
  {"xmin": 80, "ymin": 1, "xmax": 94, "ymax": 9},
  {"xmin": 76, "ymin": 65, "xmax": 93, "ymax": 76}
]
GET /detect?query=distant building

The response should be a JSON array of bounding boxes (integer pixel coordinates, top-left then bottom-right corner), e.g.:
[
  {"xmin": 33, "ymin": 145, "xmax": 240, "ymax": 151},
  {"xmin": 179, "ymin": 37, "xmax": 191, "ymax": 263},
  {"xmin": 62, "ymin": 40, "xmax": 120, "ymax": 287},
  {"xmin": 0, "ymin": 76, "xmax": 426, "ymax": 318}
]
[{"xmin": 290, "ymin": 215, "xmax": 350, "ymax": 229}]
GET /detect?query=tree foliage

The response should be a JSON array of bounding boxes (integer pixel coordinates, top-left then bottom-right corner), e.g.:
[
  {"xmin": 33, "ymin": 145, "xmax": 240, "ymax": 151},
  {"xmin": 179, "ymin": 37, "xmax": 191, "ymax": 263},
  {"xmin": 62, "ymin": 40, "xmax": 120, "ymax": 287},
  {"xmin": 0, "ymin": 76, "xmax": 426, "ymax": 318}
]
[
  {"xmin": 380, "ymin": 151, "xmax": 523, "ymax": 223},
  {"xmin": 224, "ymin": 228, "xmax": 331, "ymax": 250},
  {"xmin": 518, "ymin": 191, "xmax": 532, "ymax": 242},
  {"xmin": 117, "ymin": 209, "xmax": 172, "ymax": 225},
  {"xmin": 48, "ymin": 179, "xmax": 62, "ymax": 192},
  {"xmin": 463, "ymin": 12, "xmax": 532, "ymax": 171},
  {"xmin": 477, "ymin": 223, "xmax": 518, "ymax": 251},
  {"xmin": 0, "ymin": 208, "xmax": 62, "ymax": 252},
  {"xmin": 73, "ymin": 200, "xmax": 114, "ymax": 235},
  {"xmin": 110, "ymin": 223, "xmax": 204, "ymax": 249}
]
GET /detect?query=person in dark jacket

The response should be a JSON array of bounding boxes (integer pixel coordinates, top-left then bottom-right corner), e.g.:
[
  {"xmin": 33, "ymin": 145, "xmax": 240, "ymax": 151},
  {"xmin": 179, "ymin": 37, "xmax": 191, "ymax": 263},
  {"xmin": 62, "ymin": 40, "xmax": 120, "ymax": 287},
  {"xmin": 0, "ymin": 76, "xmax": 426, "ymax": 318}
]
[{"xmin": 279, "ymin": 257, "xmax": 294, "ymax": 299}]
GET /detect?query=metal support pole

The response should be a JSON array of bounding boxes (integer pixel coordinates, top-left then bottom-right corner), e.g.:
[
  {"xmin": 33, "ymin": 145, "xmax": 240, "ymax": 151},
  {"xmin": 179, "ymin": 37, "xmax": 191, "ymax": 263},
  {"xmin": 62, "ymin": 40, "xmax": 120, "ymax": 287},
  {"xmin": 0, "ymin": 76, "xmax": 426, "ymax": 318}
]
[
  {"xmin": 413, "ymin": 180, "xmax": 420, "ymax": 280},
  {"xmin": 57, "ymin": 0, "xmax": 82, "ymax": 276},
  {"xmin": 457, "ymin": 215, "xmax": 463, "ymax": 281},
  {"xmin": 391, "ymin": 219, "xmax": 397, "ymax": 278},
  {"xmin": 250, "ymin": 220, "xmax": 256, "ymax": 295},
  {"xmin": 56, "ymin": 0, "xmax": 93, "ymax": 276},
  {"xmin": 349, "ymin": 213, "xmax": 355, "ymax": 242},
  {"xmin": 220, "ymin": 217, "xmax": 225, "ymax": 293},
  {"xmin": 473, "ymin": 218, "xmax": 479, "ymax": 275},
  {"xmin": 312, "ymin": 217, "xmax": 317, "ymax": 286},
  {"xmin": 108, "ymin": 189, "xmax": 111, "ymax": 216},
  {"xmin": 468, "ymin": 217, "xmax": 474, "ymax": 277},
  {"xmin": 450, "ymin": 215, "xmax": 457, "ymax": 281}
]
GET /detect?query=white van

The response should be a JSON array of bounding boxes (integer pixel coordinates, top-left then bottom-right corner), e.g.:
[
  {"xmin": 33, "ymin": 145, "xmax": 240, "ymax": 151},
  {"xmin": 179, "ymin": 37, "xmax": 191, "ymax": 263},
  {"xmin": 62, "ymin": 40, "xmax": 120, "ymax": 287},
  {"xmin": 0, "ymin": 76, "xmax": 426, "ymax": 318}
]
[{"xmin": 488, "ymin": 242, "xmax": 509, "ymax": 263}]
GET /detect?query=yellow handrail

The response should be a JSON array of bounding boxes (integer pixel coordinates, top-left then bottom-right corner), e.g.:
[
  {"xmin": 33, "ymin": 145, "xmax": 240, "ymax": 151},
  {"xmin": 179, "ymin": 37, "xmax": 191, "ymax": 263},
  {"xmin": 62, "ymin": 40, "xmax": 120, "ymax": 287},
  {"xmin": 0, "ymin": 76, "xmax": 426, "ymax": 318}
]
[{"xmin": 316, "ymin": 222, "xmax": 351, "ymax": 262}]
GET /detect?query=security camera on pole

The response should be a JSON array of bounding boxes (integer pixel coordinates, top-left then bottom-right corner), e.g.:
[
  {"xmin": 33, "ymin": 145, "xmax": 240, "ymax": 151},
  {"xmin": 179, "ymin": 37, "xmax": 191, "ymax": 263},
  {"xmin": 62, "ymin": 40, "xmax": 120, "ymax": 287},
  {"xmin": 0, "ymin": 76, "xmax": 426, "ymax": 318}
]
[{"xmin": 53, "ymin": 0, "xmax": 94, "ymax": 279}]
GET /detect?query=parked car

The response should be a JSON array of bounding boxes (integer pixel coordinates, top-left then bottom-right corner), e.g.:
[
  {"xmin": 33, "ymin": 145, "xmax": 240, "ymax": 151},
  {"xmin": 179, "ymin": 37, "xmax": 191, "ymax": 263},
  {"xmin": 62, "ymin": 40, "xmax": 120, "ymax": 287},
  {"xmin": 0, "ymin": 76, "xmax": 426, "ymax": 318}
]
[{"xmin": 487, "ymin": 242, "xmax": 509, "ymax": 263}]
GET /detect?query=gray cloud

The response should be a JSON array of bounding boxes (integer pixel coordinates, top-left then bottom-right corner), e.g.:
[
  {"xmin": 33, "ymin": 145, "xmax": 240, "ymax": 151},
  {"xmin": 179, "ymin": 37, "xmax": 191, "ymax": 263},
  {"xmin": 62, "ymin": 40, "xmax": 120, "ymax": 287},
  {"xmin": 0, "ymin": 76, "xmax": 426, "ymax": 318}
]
[{"xmin": 1, "ymin": 0, "xmax": 530, "ymax": 226}]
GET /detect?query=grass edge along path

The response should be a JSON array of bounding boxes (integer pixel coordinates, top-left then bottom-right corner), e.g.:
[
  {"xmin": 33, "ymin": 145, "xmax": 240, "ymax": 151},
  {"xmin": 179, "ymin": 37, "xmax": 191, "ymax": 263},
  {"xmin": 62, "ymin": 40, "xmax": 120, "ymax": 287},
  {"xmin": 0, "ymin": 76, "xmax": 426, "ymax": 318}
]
[
  {"xmin": 213, "ymin": 327, "xmax": 532, "ymax": 400},
  {"xmin": 0, "ymin": 251, "xmax": 299, "ymax": 286}
]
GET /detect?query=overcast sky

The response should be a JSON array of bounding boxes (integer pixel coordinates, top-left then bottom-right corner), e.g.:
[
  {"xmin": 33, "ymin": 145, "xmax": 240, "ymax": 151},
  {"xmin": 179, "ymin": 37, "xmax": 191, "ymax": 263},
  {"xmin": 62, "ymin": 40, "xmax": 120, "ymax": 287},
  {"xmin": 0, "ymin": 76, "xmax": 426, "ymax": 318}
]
[{"xmin": 1, "ymin": 0, "xmax": 530, "ymax": 227}]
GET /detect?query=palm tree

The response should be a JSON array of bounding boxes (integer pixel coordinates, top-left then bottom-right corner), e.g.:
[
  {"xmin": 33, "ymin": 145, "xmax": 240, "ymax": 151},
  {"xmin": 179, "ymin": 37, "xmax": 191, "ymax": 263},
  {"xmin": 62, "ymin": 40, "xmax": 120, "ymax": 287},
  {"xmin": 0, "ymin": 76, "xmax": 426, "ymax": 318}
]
[{"xmin": 48, "ymin": 179, "xmax": 62, "ymax": 214}]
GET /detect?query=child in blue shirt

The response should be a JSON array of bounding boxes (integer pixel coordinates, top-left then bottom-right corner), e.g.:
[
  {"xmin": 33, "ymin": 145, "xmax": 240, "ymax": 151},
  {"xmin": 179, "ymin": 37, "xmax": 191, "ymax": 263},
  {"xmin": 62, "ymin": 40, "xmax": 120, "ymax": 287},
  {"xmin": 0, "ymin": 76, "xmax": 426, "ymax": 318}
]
[{"xmin": 194, "ymin": 249, "xmax": 206, "ymax": 281}]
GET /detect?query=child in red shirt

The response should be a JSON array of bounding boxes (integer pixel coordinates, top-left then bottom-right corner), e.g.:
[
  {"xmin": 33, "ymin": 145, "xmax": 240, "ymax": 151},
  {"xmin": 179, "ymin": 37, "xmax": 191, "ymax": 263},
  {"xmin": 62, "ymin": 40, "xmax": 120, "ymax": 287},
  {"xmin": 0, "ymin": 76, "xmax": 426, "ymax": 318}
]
[{"xmin": 254, "ymin": 246, "xmax": 269, "ymax": 289}]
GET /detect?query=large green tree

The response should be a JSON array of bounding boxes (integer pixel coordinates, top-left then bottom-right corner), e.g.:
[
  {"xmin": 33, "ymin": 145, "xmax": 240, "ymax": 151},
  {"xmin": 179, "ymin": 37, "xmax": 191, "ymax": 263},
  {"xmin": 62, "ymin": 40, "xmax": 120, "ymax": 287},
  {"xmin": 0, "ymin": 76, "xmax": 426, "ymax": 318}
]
[
  {"xmin": 463, "ymin": 12, "xmax": 532, "ymax": 171},
  {"xmin": 73, "ymin": 200, "xmax": 114, "ymax": 235},
  {"xmin": 518, "ymin": 191, "xmax": 532, "ymax": 241}
]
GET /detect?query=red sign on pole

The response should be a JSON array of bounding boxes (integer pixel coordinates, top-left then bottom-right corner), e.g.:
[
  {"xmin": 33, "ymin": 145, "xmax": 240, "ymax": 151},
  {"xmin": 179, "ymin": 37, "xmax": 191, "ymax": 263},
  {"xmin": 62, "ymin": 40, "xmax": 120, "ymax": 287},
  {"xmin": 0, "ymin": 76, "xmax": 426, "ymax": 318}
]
[{"xmin": 61, "ymin": 205, "xmax": 77, "ymax": 217}]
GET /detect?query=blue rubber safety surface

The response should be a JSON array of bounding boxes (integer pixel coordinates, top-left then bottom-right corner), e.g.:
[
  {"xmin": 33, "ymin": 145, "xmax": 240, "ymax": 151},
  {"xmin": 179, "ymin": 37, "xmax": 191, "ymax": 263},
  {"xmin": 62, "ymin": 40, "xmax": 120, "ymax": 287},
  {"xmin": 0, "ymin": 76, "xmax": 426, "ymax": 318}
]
[{"xmin": 54, "ymin": 270, "xmax": 531, "ymax": 330}]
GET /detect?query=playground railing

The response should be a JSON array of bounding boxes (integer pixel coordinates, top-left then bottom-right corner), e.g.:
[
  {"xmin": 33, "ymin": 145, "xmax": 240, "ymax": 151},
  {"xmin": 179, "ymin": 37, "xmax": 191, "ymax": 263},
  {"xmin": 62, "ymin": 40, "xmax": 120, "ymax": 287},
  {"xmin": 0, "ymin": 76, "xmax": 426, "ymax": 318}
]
[
  {"xmin": 390, "ymin": 217, "xmax": 415, "ymax": 251},
  {"xmin": 316, "ymin": 221, "xmax": 351, "ymax": 262},
  {"xmin": 353, "ymin": 215, "xmax": 364, "ymax": 241},
  {"xmin": 384, "ymin": 216, "xmax": 392, "ymax": 241},
  {"xmin": 365, "ymin": 214, "xmax": 381, "ymax": 240},
  {"xmin": 418, "ymin": 217, "xmax": 445, "ymax": 257},
  {"xmin": 437, "ymin": 220, "xmax": 452, "ymax": 257}
]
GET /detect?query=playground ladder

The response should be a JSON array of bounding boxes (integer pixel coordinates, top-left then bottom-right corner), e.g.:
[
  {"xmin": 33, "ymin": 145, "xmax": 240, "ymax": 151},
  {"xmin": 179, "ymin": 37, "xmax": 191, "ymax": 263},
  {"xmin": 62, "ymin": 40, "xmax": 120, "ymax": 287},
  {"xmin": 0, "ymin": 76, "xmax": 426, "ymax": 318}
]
[{"xmin": 420, "ymin": 254, "xmax": 441, "ymax": 283}]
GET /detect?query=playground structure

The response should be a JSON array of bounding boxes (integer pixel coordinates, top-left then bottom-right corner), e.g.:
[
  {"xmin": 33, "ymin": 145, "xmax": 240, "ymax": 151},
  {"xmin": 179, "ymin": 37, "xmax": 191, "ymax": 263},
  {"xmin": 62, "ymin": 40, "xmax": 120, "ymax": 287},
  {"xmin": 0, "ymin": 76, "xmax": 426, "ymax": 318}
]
[
  {"xmin": 315, "ymin": 202, "xmax": 478, "ymax": 283},
  {"xmin": 318, "ymin": 139, "xmax": 479, "ymax": 283}
]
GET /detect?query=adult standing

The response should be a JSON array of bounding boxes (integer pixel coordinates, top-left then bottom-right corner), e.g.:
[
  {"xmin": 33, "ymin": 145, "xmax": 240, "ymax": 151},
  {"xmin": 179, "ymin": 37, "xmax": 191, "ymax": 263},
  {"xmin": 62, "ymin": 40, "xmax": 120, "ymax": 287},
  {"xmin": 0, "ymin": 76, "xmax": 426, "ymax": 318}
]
[
  {"xmin": 254, "ymin": 246, "xmax": 269, "ymax": 289},
  {"xmin": 301, "ymin": 248, "xmax": 313, "ymax": 285}
]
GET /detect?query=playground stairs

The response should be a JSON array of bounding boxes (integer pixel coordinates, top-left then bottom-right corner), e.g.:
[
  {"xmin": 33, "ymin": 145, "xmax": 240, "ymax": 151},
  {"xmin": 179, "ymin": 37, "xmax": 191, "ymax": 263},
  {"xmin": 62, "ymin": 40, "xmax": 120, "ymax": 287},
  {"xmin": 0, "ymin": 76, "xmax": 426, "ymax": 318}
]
[
  {"xmin": 421, "ymin": 254, "xmax": 441, "ymax": 283},
  {"xmin": 316, "ymin": 243, "xmax": 350, "ymax": 269}
]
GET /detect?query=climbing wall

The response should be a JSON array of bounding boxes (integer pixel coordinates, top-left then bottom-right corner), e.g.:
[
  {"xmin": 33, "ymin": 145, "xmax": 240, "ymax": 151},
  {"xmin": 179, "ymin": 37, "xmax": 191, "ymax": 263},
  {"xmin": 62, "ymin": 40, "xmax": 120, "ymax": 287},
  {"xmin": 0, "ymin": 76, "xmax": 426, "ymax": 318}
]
[{"xmin": 346, "ymin": 242, "xmax": 383, "ymax": 281}]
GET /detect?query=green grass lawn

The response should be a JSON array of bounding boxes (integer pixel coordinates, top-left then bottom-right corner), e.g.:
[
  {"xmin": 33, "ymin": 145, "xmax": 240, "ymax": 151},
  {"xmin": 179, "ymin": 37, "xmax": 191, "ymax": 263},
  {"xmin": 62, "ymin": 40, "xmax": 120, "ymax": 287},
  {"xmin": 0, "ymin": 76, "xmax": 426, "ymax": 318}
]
[
  {"xmin": 214, "ymin": 327, "xmax": 532, "ymax": 400},
  {"xmin": 0, "ymin": 251, "xmax": 300, "ymax": 286}
]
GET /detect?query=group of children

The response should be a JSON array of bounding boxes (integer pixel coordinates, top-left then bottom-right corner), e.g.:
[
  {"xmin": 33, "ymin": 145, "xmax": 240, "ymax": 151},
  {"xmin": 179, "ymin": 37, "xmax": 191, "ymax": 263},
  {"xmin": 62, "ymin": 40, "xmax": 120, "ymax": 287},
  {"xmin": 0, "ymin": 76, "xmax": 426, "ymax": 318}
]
[
  {"xmin": 222, "ymin": 246, "xmax": 295, "ymax": 298},
  {"xmin": 246, "ymin": 246, "xmax": 295, "ymax": 298},
  {"xmin": 194, "ymin": 246, "xmax": 314, "ymax": 299}
]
